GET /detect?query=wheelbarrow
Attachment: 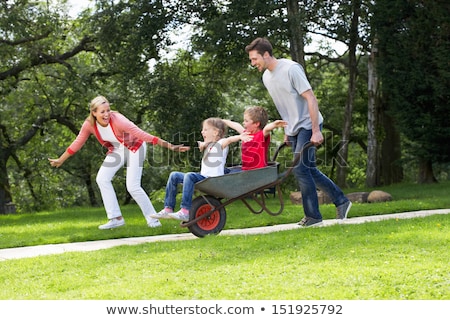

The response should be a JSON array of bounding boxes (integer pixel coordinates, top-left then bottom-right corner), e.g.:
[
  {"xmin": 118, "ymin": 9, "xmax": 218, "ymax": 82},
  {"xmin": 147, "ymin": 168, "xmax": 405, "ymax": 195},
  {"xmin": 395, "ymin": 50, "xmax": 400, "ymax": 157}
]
[{"xmin": 180, "ymin": 142, "xmax": 313, "ymax": 237}]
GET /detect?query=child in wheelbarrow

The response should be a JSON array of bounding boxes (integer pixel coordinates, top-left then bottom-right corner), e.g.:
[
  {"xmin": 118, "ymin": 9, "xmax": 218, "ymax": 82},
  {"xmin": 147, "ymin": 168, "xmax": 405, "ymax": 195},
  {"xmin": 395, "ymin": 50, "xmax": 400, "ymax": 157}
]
[
  {"xmin": 151, "ymin": 117, "xmax": 252, "ymax": 222},
  {"xmin": 222, "ymin": 106, "xmax": 287, "ymax": 172}
]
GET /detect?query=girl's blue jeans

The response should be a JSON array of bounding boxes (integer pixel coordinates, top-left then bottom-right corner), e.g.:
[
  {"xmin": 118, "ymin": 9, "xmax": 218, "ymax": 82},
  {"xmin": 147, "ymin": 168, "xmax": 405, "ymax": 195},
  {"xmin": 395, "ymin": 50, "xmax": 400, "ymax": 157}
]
[
  {"xmin": 164, "ymin": 171, "xmax": 206, "ymax": 210},
  {"xmin": 288, "ymin": 127, "xmax": 348, "ymax": 220}
]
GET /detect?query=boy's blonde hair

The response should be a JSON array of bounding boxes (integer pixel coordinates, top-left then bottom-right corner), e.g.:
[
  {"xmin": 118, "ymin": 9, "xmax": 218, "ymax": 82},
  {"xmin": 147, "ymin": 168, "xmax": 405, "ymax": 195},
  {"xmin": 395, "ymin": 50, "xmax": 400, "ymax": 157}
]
[{"xmin": 244, "ymin": 106, "xmax": 268, "ymax": 130}]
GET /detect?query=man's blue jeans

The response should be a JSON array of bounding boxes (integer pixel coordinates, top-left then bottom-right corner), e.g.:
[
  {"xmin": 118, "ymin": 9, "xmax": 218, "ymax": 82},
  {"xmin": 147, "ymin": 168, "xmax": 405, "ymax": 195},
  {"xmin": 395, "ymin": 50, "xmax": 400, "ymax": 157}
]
[
  {"xmin": 288, "ymin": 128, "xmax": 348, "ymax": 220},
  {"xmin": 164, "ymin": 171, "xmax": 206, "ymax": 210}
]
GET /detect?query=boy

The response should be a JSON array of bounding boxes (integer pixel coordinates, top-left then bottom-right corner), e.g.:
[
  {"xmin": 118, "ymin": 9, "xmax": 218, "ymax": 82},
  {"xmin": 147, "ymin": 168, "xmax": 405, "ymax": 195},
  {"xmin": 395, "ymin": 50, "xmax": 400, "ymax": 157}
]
[{"xmin": 223, "ymin": 106, "xmax": 287, "ymax": 170}]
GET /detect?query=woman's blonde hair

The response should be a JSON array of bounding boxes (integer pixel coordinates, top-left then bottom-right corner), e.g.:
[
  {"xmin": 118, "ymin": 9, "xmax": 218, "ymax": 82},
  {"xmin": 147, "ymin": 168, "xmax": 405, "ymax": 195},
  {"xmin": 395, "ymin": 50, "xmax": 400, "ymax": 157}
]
[{"xmin": 87, "ymin": 95, "xmax": 110, "ymax": 125}]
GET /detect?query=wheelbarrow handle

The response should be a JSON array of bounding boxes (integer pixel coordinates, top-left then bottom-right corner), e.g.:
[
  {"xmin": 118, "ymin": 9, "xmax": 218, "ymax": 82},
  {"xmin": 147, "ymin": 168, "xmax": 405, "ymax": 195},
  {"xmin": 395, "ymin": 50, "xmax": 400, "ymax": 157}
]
[
  {"xmin": 272, "ymin": 141, "xmax": 314, "ymax": 162},
  {"xmin": 271, "ymin": 142, "xmax": 288, "ymax": 162},
  {"xmin": 276, "ymin": 142, "xmax": 314, "ymax": 181}
]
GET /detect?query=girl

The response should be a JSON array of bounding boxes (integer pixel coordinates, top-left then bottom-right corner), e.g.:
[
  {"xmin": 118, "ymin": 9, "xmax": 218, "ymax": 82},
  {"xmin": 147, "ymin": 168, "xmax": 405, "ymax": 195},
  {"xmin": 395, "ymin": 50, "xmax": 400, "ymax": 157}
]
[
  {"xmin": 48, "ymin": 95, "xmax": 190, "ymax": 229},
  {"xmin": 151, "ymin": 117, "xmax": 249, "ymax": 222}
]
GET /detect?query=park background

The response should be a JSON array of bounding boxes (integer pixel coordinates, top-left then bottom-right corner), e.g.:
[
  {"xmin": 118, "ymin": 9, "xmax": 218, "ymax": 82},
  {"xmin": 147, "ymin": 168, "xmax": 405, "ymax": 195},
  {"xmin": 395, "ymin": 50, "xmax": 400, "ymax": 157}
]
[
  {"xmin": 1, "ymin": 0, "xmax": 449, "ymax": 215},
  {"xmin": 0, "ymin": 0, "xmax": 449, "ymax": 306}
]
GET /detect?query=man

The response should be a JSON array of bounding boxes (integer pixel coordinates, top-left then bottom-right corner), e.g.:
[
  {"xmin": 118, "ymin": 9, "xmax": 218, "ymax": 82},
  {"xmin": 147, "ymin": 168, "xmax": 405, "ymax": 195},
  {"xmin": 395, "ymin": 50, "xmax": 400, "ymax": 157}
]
[{"xmin": 245, "ymin": 37, "xmax": 352, "ymax": 227}]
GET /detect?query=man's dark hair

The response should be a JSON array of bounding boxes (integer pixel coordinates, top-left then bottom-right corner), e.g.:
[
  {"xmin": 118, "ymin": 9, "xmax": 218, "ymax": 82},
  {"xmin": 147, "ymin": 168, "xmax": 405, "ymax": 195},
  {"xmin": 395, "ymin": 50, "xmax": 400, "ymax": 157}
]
[{"xmin": 245, "ymin": 37, "xmax": 273, "ymax": 56}]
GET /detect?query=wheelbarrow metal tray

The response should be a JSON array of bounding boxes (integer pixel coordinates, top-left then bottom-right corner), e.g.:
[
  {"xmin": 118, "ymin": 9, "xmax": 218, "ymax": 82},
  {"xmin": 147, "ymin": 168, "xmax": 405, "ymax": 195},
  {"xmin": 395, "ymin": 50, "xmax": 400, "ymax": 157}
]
[{"xmin": 195, "ymin": 163, "xmax": 279, "ymax": 199}]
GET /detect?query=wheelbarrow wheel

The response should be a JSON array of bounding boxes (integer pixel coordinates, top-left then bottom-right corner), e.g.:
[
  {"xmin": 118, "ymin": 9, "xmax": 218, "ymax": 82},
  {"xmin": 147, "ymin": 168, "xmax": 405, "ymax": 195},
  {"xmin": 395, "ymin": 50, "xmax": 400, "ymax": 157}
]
[{"xmin": 188, "ymin": 196, "xmax": 226, "ymax": 238}]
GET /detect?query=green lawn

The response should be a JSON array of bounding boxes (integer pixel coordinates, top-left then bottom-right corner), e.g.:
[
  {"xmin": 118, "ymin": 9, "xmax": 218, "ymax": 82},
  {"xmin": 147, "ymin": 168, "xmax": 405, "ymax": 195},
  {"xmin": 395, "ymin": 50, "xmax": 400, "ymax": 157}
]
[{"xmin": 0, "ymin": 181, "xmax": 449, "ymax": 299}]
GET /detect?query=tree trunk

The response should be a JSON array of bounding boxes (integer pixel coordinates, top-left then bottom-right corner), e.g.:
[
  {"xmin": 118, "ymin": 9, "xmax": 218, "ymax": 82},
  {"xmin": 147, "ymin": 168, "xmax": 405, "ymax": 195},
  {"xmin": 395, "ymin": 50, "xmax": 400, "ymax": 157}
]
[
  {"xmin": 286, "ymin": 0, "xmax": 305, "ymax": 67},
  {"xmin": 84, "ymin": 174, "xmax": 99, "ymax": 207},
  {"xmin": 380, "ymin": 113, "xmax": 403, "ymax": 185},
  {"xmin": 337, "ymin": 0, "xmax": 361, "ymax": 187},
  {"xmin": 418, "ymin": 158, "xmax": 438, "ymax": 184},
  {"xmin": 366, "ymin": 37, "xmax": 381, "ymax": 187},
  {"xmin": 0, "ymin": 155, "xmax": 13, "ymax": 214}
]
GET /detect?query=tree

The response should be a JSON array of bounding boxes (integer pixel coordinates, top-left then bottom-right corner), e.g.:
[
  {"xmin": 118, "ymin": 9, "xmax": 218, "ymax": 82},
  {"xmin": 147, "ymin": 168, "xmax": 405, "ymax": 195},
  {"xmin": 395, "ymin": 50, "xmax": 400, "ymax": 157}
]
[
  {"xmin": 181, "ymin": 0, "xmax": 373, "ymax": 187},
  {"xmin": 335, "ymin": 0, "xmax": 362, "ymax": 187},
  {"xmin": 374, "ymin": 0, "xmax": 450, "ymax": 183},
  {"xmin": 366, "ymin": 36, "xmax": 381, "ymax": 187},
  {"xmin": 0, "ymin": 1, "xmax": 97, "ymax": 213},
  {"xmin": 0, "ymin": 0, "xmax": 177, "ymax": 212}
]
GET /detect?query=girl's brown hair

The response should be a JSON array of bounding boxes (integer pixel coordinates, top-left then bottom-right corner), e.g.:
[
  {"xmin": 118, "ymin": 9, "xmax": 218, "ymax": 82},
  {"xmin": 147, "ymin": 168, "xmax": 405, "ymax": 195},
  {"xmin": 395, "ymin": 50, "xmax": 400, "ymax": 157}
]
[{"xmin": 203, "ymin": 117, "xmax": 227, "ymax": 139}]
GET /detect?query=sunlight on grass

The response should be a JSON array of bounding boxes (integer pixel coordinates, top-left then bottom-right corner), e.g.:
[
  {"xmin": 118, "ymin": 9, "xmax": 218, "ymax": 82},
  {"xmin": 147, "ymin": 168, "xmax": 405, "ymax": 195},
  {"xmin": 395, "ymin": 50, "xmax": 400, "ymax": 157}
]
[
  {"xmin": 0, "ymin": 215, "xmax": 449, "ymax": 300},
  {"xmin": 0, "ymin": 181, "xmax": 449, "ymax": 300}
]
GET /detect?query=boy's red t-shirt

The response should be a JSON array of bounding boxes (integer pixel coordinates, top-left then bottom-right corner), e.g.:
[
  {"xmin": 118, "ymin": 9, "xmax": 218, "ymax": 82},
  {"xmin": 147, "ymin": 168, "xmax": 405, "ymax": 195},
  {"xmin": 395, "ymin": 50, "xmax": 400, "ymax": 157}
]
[{"xmin": 241, "ymin": 130, "xmax": 270, "ymax": 170}]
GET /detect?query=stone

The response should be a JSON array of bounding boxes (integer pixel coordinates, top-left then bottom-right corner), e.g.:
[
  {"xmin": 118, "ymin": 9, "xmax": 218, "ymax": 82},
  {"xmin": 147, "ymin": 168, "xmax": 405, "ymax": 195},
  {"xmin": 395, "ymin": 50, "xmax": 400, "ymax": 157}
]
[
  {"xmin": 317, "ymin": 190, "xmax": 332, "ymax": 204},
  {"xmin": 289, "ymin": 191, "xmax": 302, "ymax": 205},
  {"xmin": 289, "ymin": 191, "xmax": 332, "ymax": 205},
  {"xmin": 367, "ymin": 190, "xmax": 392, "ymax": 203},
  {"xmin": 346, "ymin": 192, "xmax": 370, "ymax": 203}
]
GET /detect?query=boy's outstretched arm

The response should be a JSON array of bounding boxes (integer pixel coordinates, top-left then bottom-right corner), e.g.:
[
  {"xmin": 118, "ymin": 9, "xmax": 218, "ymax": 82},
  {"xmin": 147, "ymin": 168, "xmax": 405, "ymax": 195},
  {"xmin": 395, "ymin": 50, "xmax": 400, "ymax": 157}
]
[
  {"xmin": 221, "ymin": 132, "xmax": 253, "ymax": 149},
  {"xmin": 263, "ymin": 120, "xmax": 288, "ymax": 137},
  {"xmin": 222, "ymin": 119, "xmax": 245, "ymax": 134}
]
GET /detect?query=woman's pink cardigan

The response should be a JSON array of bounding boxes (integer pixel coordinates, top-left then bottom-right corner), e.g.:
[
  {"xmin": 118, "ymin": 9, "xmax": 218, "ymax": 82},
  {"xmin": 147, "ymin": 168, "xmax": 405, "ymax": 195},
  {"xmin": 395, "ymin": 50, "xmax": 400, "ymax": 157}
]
[{"xmin": 67, "ymin": 112, "xmax": 159, "ymax": 155}]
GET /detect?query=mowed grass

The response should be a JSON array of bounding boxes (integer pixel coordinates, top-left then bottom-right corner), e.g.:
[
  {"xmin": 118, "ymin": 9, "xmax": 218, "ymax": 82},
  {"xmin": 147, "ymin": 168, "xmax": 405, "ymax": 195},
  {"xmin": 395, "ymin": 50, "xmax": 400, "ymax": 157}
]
[
  {"xmin": 1, "ymin": 181, "xmax": 449, "ymax": 249},
  {"xmin": 0, "ymin": 215, "xmax": 448, "ymax": 299},
  {"xmin": 0, "ymin": 181, "xmax": 449, "ymax": 299}
]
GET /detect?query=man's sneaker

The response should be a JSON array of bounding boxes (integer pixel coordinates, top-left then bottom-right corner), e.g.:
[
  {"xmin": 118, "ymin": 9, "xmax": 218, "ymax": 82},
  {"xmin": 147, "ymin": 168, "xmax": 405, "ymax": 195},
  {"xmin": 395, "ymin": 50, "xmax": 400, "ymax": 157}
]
[
  {"xmin": 149, "ymin": 209, "xmax": 172, "ymax": 219},
  {"xmin": 168, "ymin": 210, "xmax": 189, "ymax": 222},
  {"xmin": 298, "ymin": 216, "xmax": 323, "ymax": 227},
  {"xmin": 336, "ymin": 201, "xmax": 352, "ymax": 220},
  {"xmin": 299, "ymin": 216, "xmax": 307, "ymax": 225},
  {"xmin": 98, "ymin": 218, "xmax": 125, "ymax": 230},
  {"xmin": 147, "ymin": 219, "xmax": 162, "ymax": 228}
]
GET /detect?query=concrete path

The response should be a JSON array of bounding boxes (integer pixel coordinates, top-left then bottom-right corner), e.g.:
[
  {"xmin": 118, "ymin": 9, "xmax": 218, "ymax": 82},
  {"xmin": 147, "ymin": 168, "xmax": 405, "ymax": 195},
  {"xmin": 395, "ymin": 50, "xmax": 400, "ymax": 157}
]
[{"xmin": 0, "ymin": 209, "xmax": 448, "ymax": 261}]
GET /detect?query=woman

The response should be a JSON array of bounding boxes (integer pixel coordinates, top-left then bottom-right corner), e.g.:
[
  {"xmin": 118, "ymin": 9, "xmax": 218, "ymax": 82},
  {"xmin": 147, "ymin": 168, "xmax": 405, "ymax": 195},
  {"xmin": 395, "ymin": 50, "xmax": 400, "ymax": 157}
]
[{"xmin": 48, "ymin": 95, "xmax": 190, "ymax": 229}]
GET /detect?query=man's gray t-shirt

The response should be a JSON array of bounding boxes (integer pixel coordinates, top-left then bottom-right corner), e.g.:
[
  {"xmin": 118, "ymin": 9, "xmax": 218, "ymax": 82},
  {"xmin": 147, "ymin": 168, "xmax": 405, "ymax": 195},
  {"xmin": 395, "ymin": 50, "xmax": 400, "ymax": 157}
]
[{"xmin": 262, "ymin": 58, "xmax": 323, "ymax": 136}]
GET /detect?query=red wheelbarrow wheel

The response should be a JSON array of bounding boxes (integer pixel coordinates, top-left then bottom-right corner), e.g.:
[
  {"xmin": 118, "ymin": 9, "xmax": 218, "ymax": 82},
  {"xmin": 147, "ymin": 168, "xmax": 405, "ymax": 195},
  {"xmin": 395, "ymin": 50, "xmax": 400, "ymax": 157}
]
[{"xmin": 188, "ymin": 196, "xmax": 226, "ymax": 238}]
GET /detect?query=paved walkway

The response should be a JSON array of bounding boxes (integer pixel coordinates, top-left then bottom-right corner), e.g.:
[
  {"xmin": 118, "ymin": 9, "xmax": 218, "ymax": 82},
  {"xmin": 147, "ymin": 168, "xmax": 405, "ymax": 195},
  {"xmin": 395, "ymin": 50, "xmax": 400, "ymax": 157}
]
[{"xmin": 1, "ymin": 209, "xmax": 448, "ymax": 261}]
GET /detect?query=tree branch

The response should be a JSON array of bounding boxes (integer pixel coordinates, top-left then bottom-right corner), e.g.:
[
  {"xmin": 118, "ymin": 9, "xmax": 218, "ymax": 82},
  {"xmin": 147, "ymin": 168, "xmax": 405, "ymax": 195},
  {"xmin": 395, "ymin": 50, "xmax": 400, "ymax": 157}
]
[
  {"xmin": 0, "ymin": 31, "xmax": 51, "ymax": 46},
  {"xmin": 50, "ymin": 114, "xmax": 80, "ymax": 135},
  {"xmin": 0, "ymin": 36, "xmax": 96, "ymax": 81},
  {"xmin": 13, "ymin": 117, "xmax": 50, "ymax": 148}
]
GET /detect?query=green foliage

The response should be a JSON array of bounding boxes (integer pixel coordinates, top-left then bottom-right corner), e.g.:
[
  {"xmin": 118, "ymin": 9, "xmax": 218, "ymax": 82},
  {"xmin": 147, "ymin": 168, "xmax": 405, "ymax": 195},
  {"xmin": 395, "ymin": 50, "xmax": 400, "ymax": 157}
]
[
  {"xmin": 184, "ymin": 0, "xmax": 290, "ymax": 68},
  {"xmin": 345, "ymin": 142, "xmax": 368, "ymax": 187},
  {"xmin": 374, "ymin": 0, "xmax": 450, "ymax": 163},
  {"xmin": 89, "ymin": 0, "xmax": 171, "ymax": 75},
  {"xmin": 1, "ymin": 1, "xmax": 186, "ymax": 211},
  {"xmin": 2, "ymin": 0, "xmax": 449, "ymax": 213}
]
